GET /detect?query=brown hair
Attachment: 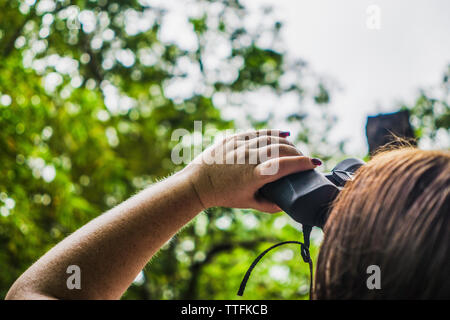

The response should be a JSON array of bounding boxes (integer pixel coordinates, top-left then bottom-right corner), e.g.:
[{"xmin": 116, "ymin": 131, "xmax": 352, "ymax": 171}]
[{"xmin": 314, "ymin": 148, "xmax": 450, "ymax": 299}]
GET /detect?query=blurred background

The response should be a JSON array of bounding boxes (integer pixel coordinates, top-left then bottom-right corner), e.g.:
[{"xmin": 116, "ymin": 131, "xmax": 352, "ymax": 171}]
[{"xmin": 0, "ymin": 0, "xmax": 448, "ymax": 299}]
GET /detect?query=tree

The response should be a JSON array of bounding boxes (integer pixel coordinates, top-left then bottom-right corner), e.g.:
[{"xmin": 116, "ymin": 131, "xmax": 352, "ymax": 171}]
[
  {"xmin": 0, "ymin": 0, "xmax": 338, "ymax": 299},
  {"xmin": 402, "ymin": 64, "xmax": 450, "ymax": 150}
]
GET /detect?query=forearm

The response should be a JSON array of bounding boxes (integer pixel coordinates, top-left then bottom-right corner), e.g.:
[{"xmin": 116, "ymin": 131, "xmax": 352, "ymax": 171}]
[{"xmin": 6, "ymin": 168, "xmax": 203, "ymax": 300}]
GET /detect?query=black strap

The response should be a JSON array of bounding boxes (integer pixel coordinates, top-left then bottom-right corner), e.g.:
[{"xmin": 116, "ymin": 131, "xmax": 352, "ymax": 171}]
[
  {"xmin": 301, "ymin": 225, "xmax": 312, "ymax": 263},
  {"xmin": 237, "ymin": 225, "xmax": 314, "ymax": 298}
]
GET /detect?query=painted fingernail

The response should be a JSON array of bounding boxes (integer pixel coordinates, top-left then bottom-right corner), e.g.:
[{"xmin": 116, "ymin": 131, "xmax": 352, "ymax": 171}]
[
  {"xmin": 311, "ymin": 158, "xmax": 322, "ymax": 166},
  {"xmin": 280, "ymin": 131, "xmax": 290, "ymax": 137}
]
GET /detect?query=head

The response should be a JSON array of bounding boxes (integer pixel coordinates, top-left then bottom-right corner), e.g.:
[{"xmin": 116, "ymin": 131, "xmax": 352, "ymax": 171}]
[{"xmin": 314, "ymin": 147, "xmax": 450, "ymax": 299}]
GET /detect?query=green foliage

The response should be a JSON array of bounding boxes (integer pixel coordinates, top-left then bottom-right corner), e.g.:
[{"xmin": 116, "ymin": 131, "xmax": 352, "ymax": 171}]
[
  {"xmin": 401, "ymin": 64, "xmax": 450, "ymax": 149},
  {"xmin": 0, "ymin": 0, "xmax": 334, "ymax": 300},
  {"xmin": 1, "ymin": 0, "xmax": 445, "ymax": 301}
]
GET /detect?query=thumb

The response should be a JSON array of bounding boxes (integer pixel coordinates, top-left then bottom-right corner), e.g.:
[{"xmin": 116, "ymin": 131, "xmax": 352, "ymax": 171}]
[{"xmin": 254, "ymin": 156, "xmax": 322, "ymax": 184}]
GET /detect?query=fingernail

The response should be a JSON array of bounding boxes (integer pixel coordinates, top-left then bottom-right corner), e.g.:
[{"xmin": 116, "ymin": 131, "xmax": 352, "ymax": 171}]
[
  {"xmin": 280, "ymin": 131, "xmax": 290, "ymax": 137},
  {"xmin": 311, "ymin": 158, "xmax": 322, "ymax": 166}
]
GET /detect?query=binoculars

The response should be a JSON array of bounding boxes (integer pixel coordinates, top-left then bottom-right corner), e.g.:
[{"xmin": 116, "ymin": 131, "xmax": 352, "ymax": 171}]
[{"xmin": 260, "ymin": 158, "xmax": 365, "ymax": 229}]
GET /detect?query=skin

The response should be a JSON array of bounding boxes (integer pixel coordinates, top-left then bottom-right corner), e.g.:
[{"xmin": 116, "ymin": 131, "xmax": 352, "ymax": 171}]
[{"xmin": 6, "ymin": 129, "xmax": 319, "ymax": 300}]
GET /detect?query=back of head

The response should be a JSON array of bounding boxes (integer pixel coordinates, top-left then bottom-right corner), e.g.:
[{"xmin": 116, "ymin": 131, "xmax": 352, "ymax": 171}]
[{"xmin": 314, "ymin": 148, "xmax": 450, "ymax": 299}]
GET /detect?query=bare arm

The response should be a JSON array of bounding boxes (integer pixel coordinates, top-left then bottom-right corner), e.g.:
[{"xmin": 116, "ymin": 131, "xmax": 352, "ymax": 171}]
[
  {"xmin": 6, "ymin": 169, "xmax": 202, "ymax": 300},
  {"xmin": 6, "ymin": 130, "xmax": 319, "ymax": 300}
]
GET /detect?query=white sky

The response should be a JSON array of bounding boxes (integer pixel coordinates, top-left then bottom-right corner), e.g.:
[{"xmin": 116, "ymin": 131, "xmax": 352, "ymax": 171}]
[{"xmin": 243, "ymin": 0, "xmax": 450, "ymax": 155}]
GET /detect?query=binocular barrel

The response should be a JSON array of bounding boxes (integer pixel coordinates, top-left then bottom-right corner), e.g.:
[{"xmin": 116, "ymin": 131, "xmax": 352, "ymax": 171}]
[{"xmin": 260, "ymin": 158, "xmax": 365, "ymax": 228}]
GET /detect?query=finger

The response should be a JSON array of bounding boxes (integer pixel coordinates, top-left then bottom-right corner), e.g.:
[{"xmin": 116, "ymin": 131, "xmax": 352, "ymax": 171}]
[
  {"xmin": 253, "ymin": 144, "xmax": 301, "ymax": 163},
  {"xmin": 233, "ymin": 143, "xmax": 300, "ymax": 165},
  {"xmin": 234, "ymin": 129, "xmax": 289, "ymax": 141},
  {"xmin": 241, "ymin": 135, "xmax": 297, "ymax": 150},
  {"xmin": 251, "ymin": 196, "xmax": 282, "ymax": 213},
  {"xmin": 254, "ymin": 156, "xmax": 321, "ymax": 184}
]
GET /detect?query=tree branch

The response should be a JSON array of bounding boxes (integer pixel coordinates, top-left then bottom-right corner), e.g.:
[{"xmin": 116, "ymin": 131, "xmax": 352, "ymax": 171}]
[
  {"xmin": 3, "ymin": 10, "xmax": 36, "ymax": 58},
  {"xmin": 182, "ymin": 237, "xmax": 278, "ymax": 299}
]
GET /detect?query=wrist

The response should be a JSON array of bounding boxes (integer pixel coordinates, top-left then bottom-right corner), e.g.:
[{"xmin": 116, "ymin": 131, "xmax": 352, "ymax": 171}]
[{"xmin": 179, "ymin": 164, "xmax": 215, "ymax": 210}]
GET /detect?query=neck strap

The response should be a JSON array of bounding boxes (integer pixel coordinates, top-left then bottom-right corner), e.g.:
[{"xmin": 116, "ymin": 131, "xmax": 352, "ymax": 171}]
[{"xmin": 237, "ymin": 225, "xmax": 314, "ymax": 299}]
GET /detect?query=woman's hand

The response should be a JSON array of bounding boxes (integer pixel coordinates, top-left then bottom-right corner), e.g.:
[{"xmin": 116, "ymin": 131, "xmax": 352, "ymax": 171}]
[{"xmin": 182, "ymin": 129, "xmax": 321, "ymax": 213}]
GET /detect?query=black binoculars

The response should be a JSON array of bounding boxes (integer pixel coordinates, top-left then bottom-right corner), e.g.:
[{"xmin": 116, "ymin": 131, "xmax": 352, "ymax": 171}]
[{"xmin": 260, "ymin": 158, "xmax": 365, "ymax": 229}]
